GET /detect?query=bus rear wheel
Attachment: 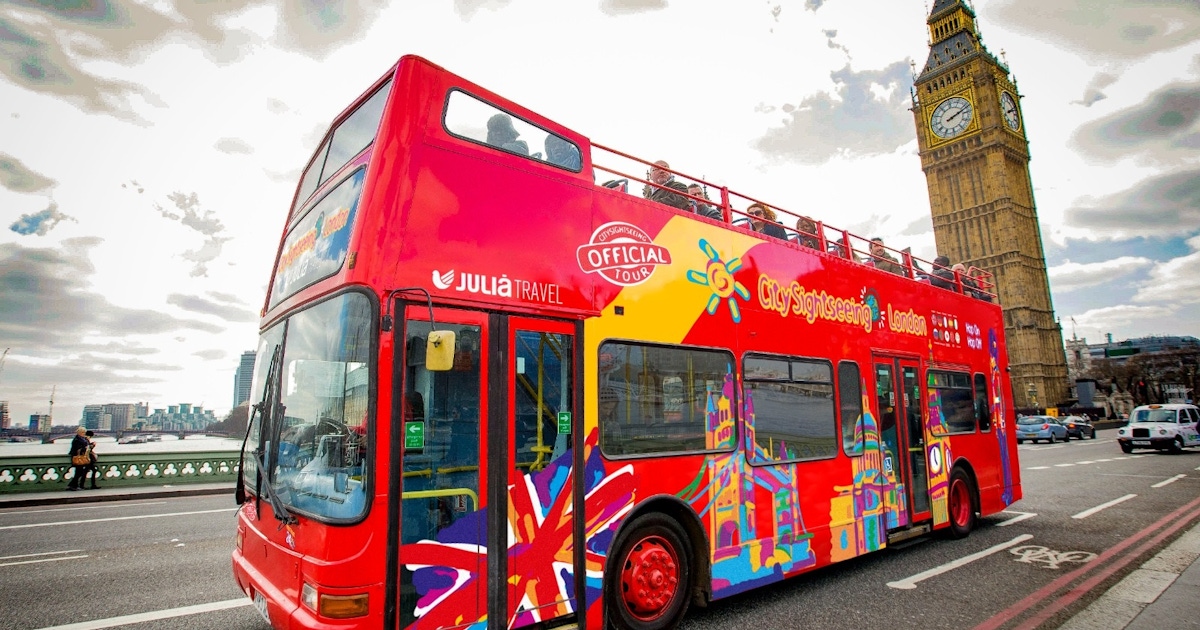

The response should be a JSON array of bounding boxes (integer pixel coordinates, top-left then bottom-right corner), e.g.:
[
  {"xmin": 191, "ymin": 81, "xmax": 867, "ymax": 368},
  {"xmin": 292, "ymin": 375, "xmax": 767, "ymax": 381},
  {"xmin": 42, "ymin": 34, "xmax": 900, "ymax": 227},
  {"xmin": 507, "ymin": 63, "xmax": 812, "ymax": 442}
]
[
  {"xmin": 944, "ymin": 468, "xmax": 975, "ymax": 540},
  {"xmin": 608, "ymin": 513, "xmax": 691, "ymax": 630}
]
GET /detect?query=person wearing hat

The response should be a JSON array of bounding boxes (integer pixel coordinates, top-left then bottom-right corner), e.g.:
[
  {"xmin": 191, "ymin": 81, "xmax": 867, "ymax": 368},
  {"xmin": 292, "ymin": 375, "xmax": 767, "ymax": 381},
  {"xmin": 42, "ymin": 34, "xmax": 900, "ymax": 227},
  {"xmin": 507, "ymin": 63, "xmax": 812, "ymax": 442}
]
[
  {"xmin": 486, "ymin": 113, "xmax": 529, "ymax": 155},
  {"xmin": 66, "ymin": 427, "xmax": 90, "ymax": 491},
  {"xmin": 929, "ymin": 255, "xmax": 956, "ymax": 290}
]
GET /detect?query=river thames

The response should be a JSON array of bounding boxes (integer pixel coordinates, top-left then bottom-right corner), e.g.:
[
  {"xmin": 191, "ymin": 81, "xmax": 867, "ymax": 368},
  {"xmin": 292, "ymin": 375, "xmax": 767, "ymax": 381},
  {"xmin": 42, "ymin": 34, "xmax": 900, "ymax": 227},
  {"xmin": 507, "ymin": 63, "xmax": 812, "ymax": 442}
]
[{"xmin": 0, "ymin": 435, "xmax": 243, "ymax": 457}]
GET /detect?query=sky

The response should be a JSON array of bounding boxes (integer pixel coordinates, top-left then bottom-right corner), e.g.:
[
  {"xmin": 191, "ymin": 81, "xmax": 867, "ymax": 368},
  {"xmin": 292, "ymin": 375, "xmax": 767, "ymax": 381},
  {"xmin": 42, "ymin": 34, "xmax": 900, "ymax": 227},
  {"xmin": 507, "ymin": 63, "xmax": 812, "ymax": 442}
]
[{"xmin": 1, "ymin": 0, "xmax": 1197, "ymax": 426}]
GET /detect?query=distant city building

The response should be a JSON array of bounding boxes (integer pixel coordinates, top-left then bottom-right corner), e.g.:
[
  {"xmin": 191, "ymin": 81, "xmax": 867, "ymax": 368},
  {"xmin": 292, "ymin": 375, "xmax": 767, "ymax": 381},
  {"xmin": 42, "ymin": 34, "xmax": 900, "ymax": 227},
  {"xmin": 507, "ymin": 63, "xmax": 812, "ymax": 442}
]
[
  {"xmin": 29, "ymin": 413, "xmax": 50, "ymax": 432},
  {"xmin": 1066, "ymin": 334, "xmax": 1200, "ymax": 414},
  {"xmin": 144, "ymin": 403, "xmax": 218, "ymax": 432},
  {"xmin": 0, "ymin": 401, "xmax": 9, "ymax": 430},
  {"xmin": 81, "ymin": 404, "xmax": 104, "ymax": 430},
  {"xmin": 101, "ymin": 403, "xmax": 138, "ymax": 432},
  {"xmin": 233, "ymin": 351, "xmax": 256, "ymax": 408}
]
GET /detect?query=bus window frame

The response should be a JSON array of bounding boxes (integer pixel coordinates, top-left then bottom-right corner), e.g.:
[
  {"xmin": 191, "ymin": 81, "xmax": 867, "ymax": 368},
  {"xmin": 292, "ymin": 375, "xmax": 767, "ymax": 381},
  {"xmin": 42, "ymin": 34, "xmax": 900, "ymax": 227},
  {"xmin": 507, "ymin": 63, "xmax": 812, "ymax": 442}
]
[
  {"xmin": 973, "ymin": 372, "xmax": 992, "ymax": 433},
  {"xmin": 742, "ymin": 351, "xmax": 838, "ymax": 465},
  {"xmin": 838, "ymin": 360, "xmax": 864, "ymax": 457},
  {"xmin": 440, "ymin": 87, "xmax": 584, "ymax": 174},
  {"xmin": 597, "ymin": 338, "xmax": 737, "ymax": 461}
]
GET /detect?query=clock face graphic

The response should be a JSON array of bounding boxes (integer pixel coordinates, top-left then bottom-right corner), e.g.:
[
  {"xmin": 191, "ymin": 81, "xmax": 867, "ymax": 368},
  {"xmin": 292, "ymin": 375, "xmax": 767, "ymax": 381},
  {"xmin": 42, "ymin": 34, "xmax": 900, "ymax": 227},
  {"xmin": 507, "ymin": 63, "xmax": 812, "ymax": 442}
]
[
  {"xmin": 1000, "ymin": 91, "xmax": 1020, "ymax": 130},
  {"xmin": 930, "ymin": 96, "xmax": 974, "ymax": 139}
]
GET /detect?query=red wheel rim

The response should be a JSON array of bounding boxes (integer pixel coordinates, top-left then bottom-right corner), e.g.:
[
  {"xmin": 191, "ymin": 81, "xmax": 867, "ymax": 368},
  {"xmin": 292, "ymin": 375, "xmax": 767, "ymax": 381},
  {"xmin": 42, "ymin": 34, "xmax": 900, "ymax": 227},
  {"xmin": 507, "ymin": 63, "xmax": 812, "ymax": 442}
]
[
  {"xmin": 620, "ymin": 535, "xmax": 680, "ymax": 621},
  {"xmin": 950, "ymin": 477, "xmax": 970, "ymax": 527}
]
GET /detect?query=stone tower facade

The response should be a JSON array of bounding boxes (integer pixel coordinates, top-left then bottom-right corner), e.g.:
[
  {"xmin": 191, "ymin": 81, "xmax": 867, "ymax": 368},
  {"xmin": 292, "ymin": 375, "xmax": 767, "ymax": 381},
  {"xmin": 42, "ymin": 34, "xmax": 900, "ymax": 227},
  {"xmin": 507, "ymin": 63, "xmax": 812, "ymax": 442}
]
[{"xmin": 911, "ymin": 0, "xmax": 1068, "ymax": 408}]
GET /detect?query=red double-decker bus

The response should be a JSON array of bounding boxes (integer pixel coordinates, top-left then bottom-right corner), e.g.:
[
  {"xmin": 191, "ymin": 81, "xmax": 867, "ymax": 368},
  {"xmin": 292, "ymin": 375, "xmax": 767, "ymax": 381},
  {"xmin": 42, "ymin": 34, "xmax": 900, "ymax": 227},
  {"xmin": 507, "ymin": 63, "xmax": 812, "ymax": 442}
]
[{"xmin": 231, "ymin": 55, "xmax": 1021, "ymax": 630}]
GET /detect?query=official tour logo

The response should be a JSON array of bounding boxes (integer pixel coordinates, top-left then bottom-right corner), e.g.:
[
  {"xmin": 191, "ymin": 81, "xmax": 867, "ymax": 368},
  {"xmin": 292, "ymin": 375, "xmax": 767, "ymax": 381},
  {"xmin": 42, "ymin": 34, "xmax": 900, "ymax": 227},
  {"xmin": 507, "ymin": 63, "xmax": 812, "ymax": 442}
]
[{"xmin": 576, "ymin": 221, "xmax": 672, "ymax": 287}]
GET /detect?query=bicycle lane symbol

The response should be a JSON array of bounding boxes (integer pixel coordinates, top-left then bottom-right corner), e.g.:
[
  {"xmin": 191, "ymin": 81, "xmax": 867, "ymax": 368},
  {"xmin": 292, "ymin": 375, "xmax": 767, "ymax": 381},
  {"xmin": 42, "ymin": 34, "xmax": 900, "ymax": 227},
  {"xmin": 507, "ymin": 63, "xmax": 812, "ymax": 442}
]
[{"xmin": 1009, "ymin": 545, "xmax": 1097, "ymax": 570}]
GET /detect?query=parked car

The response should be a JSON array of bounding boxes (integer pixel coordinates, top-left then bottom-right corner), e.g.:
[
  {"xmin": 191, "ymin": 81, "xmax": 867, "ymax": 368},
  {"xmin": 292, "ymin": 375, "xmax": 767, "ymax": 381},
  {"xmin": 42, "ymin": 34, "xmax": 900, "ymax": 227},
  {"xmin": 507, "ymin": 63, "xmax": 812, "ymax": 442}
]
[
  {"xmin": 1060, "ymin": 415, "xmax": 1096, "ymax": 440},
  {"xmin": 1116, "ymin": 403, "xmax": 1200, "ymax": 453},
  {"xmin": 1016, "ymin": 415, "xmax": 1069, "ymax": 444}
]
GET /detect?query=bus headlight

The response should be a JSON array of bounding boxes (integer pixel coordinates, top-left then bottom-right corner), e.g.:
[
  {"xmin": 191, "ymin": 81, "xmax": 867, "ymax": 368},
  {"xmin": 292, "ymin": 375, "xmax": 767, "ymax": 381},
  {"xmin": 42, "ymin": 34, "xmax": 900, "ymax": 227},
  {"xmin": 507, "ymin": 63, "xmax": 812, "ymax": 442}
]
[
  {"xmin": 319, "ymin": 593, "xmax": 369, "ymax": 619},
  {"xmin": 301, "ymin": 583, "xmax": 317, "ymax": 611}
]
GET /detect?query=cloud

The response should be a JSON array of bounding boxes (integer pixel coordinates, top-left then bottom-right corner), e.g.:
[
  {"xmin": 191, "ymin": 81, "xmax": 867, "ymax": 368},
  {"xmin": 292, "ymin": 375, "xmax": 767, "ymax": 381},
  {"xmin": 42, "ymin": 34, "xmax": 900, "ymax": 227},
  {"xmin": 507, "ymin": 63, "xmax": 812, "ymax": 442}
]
[
  {"xmin": 167, "ymin": 293, "xmax": 257, "ymax": 322},
  {"xmin": 805, "ymin": 0, "xmax": 825, "ymax": 10},
  {"xmin": 154, "ymin": 191, "xmax": 233, "ymax": 276},
  {"xmin": 193, "ymin": 349, "xmax": 228, "ymax": 361},
  {"xmin": 754, "ymin": 60, "xmax": 914, "ymax": 164},
  {"xmin": 1048, "ymin": 256, "xmax": 1153, "ymax": 292},
  {"xmin": 1065, "ymin": 168, "xmax": 1200, "ymax": 238},
  {"xmin": 599, "ymin": 0, "xmax": 667, "ymax": 15},
  {"xmin": 1, "ymin": 1, "xmax": 389, "ymax": 118},
  {"xmin": 1073, "ymin": 81, "xmax": 1200, "ymax": 162},
  {"xmin": 0, "ymin": 152, "xmax": 55, "ymax": 192},
  {"xmin": 215, "ymin": 138, "xmax": 254, "ymax": 155},
  {"xmin": 1131, "ymin": 235, "xmax": 1200, "ymax": 304},
  {"xmin": 899, "ymin": 216, "xmax": 932, "ymax": 236},
  {"xmin": 1072, "ymin": 304, "xmax": 1176, "ymax": 332},
  {"xmin": 993, "ymin": 0, "xmax": 1200, "ymax": 60},
  {"xmin": 1072, "ymin": 72, "xmax": 1118, "ymax": 107},
  {"xmin": 455, "ymin": 0, "xmax": 516, "ymax": 18},
  {"xmin": 9, "ymin": 202, "xmax": 76, "ymax": 236},
  {"xmin": 0, "ymin": 239, "xmax": 224, "ymax": 353}
]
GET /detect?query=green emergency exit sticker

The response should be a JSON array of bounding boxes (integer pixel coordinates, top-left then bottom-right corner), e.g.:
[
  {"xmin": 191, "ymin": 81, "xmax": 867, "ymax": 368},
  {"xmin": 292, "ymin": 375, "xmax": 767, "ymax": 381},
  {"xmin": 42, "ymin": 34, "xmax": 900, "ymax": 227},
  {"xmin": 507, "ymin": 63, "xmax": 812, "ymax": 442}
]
[
  {"xmin": 405, "ymin": 421, "xmax": 425, "ymax": 449},
  {"xmin": 557, "ymin": 412, "xmax": 571, "ymax": 434}
]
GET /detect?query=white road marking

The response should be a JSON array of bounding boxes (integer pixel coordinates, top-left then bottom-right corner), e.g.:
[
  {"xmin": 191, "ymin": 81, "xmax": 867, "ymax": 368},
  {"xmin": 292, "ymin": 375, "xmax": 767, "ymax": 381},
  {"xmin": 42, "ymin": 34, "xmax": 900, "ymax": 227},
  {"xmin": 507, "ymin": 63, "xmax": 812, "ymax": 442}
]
[
  {"xmin": 0, "ymin": 549, "xmax": 83, "ymax": 561},
  {"xmin": 1077, "ymin": 460, "xmax": 1096, "ymax": 465},
  {"xmin": 1055, "ymin": 463, "xmax": 1076, "ymax": 467},
  {"xmin": 32, "ymin": 598, "xmax": 251, "ymax": 630},
  {"xmin": 0, "ymin": 502, "xmax": 166, "ymax": 515},
  {"xmin": 1151, "ymin": 475, "xmax": 1186, "ymax": 488},
  {"xmin": 996, "ymin": 511, "xmax": 1037, "ymax": 527},
  {"xmin": 1073, "ymin": 494, "xmax": 1138, "ymax": 519},
  {"xmin": 0, "ymin": 554, "xmax": 88, "ymax": 567},
  {"xmin": 1095, "ymin": 459, "xmax": 1113, "ymax": 462},
  {"xmin": 887, "ymin": 534, "xmax": 1034, "ymax": 589},
  {"xmin": 0, "ymin": 508, "xmax": 236, "ymax": 531},
  {"xmin": 1027, "ymin": 466, "xmax": 1049, "ymax": 470}
]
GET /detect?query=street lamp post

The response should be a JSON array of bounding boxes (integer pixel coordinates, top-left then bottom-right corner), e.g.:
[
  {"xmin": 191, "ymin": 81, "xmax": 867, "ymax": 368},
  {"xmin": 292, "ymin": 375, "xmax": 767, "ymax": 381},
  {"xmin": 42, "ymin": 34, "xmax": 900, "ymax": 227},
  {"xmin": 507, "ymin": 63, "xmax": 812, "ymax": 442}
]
[{"xmin": 1027, "ymin": 382, "xmax": 1038, "ymax": 409}]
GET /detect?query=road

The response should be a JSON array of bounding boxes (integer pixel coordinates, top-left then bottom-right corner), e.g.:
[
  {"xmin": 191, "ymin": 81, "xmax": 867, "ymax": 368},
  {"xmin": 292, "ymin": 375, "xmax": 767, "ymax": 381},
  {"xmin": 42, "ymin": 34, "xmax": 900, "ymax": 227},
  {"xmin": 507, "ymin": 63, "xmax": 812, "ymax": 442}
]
[{"xmin": 1, "ymin": 428, "xmax": 1197, "ymax": 629}]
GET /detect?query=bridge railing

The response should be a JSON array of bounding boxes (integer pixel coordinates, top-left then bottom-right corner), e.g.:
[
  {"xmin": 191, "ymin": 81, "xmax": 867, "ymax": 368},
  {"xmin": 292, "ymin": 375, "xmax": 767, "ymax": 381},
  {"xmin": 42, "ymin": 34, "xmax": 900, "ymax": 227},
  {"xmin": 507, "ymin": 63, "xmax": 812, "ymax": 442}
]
[{"xmin": 0, "ymin": 450, "xmax": 241, "ymax": 493}]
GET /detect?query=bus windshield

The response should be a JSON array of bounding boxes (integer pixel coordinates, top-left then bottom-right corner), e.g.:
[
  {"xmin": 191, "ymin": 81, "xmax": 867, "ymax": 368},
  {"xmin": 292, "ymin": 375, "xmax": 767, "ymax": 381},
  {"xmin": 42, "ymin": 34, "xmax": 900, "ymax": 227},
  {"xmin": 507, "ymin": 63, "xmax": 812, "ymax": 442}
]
[{"xmin": 243, "ymin": 292, "xmax": 374, "ymax": 522}]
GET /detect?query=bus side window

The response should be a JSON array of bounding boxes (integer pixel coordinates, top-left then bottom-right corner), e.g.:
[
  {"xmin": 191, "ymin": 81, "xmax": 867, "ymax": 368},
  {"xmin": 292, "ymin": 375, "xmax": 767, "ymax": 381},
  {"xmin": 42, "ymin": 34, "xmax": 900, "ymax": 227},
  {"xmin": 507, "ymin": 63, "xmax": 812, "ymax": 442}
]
[
  {"xmin": 974, "ymin": 373, "xmax": 991, "ymax": 431},
  {"xmin": 443, "ymin": 89, "xmax": 581, "ymax": 171}
]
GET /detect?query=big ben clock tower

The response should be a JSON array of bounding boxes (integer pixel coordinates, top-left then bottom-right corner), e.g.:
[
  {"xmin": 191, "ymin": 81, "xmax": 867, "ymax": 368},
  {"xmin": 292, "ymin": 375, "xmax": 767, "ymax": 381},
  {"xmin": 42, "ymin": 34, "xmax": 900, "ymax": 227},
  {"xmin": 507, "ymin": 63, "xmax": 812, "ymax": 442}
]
[{"xmin": 912, "ymin": 0, "xmax": 1069, "ymax": 409}]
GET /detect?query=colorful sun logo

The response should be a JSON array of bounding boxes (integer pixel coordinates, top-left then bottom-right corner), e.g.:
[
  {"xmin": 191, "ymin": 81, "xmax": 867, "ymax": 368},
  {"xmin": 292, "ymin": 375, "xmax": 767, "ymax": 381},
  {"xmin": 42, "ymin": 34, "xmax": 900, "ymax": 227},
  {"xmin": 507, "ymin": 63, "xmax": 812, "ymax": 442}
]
[{"xmin": 687, "ymin": 239, "xmax": 750, "ymax": 323}]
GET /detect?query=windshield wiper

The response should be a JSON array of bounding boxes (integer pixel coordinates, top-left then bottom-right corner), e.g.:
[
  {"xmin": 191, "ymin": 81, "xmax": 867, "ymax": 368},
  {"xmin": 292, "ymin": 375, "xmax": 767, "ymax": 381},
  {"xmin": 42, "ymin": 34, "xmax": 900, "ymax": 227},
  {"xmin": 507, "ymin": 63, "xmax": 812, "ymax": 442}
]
[{"xmin": 236, "ymin": 344, "xmax": 296, "ymax": 525}]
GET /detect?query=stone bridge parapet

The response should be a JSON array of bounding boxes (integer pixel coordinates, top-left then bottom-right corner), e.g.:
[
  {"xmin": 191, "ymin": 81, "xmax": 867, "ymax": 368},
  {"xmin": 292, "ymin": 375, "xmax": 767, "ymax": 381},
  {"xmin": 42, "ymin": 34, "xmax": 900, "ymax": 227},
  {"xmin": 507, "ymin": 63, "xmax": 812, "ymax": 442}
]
[{"xmin": 0, "ymin": 451, "xmax": 240, "ymax": 493}]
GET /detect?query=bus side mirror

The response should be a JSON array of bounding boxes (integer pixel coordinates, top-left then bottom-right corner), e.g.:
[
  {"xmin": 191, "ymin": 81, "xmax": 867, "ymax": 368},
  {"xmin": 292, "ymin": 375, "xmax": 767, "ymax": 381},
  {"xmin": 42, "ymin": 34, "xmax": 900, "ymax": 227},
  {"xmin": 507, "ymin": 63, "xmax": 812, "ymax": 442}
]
[{"xmin": 426, "ymin": 330, "xmax": 457, "ymax": 372}]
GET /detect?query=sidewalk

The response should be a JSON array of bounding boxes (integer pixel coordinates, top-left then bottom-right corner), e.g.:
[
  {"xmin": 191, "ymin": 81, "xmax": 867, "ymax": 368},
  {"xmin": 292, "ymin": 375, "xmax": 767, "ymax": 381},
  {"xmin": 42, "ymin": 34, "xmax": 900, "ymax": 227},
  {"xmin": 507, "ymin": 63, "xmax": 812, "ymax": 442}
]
[{"xmin": 0, "ymin": 482, "xmax": 235, "ymax": 508}]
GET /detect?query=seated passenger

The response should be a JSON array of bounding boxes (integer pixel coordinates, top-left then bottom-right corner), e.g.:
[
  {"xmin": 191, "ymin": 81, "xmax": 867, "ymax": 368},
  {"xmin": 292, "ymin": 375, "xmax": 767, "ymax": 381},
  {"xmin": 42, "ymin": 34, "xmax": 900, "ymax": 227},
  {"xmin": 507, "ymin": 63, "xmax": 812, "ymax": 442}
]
[
  {"xmin": 929, "ymin": 255, "xmax": 956, "ymax": 290},
  {"xmin": 486, "ymin": 113, "xmax": 529, "ymax": 155},
  {"xmin": 795, "ymin": 216, "xmax": 820, "ymax": 250},
  {"xmin": 545, "ymin": 134, "xmax": 581, "ymax": 169},
  {"xmin": 686, "ymin": 183, "xmax": 723, "ymax": 220},
  {"xmin": 868, "ymin": 237, "xmax": 906, "ymax": 276},
  {"xmin": 642, "ymin": 160, "xmax": 691, "ymax": 210},
  {"xmin": 953, "ymin": 263, "xmax": 992, "ymax": 301},
  {"xmin": 828, "ymin": 236, "xmax": 859, "ymax": 261},
  {"xmin": 746, "ymin": 203, "xmax": 789, "ymax": 240}
]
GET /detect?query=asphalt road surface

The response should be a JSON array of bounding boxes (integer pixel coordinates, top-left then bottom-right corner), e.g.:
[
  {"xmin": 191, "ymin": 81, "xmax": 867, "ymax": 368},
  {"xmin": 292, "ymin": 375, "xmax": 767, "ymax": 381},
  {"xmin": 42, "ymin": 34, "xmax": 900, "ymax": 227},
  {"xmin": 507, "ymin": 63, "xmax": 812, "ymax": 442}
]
[{"xmin": 1, "ymin": 428, "xmax": 1197, "ymax": 630}]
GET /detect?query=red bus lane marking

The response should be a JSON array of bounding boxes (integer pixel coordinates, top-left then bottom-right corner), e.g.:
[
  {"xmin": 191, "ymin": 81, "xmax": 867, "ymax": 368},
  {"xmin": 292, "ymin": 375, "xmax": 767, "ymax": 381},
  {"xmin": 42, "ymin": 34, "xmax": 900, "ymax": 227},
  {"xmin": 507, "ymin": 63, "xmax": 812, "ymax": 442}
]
[{"xmin": 974, "ymin": 494, "xmax": 1200, "ymax": 630}]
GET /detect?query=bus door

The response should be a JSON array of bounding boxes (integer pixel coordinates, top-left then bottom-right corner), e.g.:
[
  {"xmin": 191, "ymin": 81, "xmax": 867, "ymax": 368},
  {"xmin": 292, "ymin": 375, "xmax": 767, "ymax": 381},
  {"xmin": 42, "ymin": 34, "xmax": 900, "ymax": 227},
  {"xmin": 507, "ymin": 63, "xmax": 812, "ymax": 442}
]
[
  {"xmin": 874, "ymin": 357, "xmax": 931, "ymax": 530},
  {"xmin": 502, "ymin": 316, "xmax": 578, "ymax": 628},
  {"xmin": 396, "ymin": 308, "xmax": 489, "ymax": 630}
]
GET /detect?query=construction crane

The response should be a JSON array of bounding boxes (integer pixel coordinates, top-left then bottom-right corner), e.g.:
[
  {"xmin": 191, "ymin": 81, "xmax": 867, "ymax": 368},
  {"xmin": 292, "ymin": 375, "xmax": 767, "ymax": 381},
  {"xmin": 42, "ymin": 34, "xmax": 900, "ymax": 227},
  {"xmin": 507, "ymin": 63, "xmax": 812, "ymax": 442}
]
[
  {"xmin": 0, "ymin": 347, "xmax": 8, "ymax": 384},
  {"xmin": 47, "ymin": 385, "xmax": 55, "ymax": 434}
]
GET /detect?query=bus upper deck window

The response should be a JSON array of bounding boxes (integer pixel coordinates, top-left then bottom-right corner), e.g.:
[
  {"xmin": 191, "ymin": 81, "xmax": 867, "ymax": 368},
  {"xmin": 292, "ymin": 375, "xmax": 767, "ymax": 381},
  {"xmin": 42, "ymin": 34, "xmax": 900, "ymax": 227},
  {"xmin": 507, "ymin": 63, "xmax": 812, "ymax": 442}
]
[{"xmin": 443, "ymin": 90, "xmax": 581, "ymax": 172}]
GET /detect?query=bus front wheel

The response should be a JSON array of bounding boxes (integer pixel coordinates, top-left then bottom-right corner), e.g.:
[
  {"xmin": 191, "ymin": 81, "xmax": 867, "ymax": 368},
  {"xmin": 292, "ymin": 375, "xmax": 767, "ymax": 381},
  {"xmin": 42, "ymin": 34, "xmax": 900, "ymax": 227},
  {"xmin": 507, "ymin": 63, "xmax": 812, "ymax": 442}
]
[
  {"xmin": 945, "ymin": 467, "xmax": 976, "ymax": 540},
  {"xmin": 607, "ymin": 513, "xmax": 692, "ymax": 630}
]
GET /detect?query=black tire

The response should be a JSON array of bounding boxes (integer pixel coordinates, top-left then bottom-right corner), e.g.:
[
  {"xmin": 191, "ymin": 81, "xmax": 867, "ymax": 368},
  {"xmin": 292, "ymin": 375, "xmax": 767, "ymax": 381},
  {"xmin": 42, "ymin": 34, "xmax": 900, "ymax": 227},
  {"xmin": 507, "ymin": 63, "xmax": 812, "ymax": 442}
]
[
  {"xmin": 944, "ymin": 467, "xmax": 976, "ymax": 539},
  {"xmin": 1169, "ymin": 437, "xmax": 1184, "ymax": 454},
  {"xmin": 607, "ymin": 513, "xmax": 692, "ymax": 630},
  {"xmin": 1090, "ymin": 429, "xmax": 1097, "ymax": 439},
  {"xmin": 1048, "ymin": 433, "xmax": 1056, "ymax": 444},
  {"xmin": 1120, "ymin": 442, "xmax": 1134, "ymax": 454},
  {"xmin": 1016, "ymin": 439, "xmax": 1023, "ymax": 445}
]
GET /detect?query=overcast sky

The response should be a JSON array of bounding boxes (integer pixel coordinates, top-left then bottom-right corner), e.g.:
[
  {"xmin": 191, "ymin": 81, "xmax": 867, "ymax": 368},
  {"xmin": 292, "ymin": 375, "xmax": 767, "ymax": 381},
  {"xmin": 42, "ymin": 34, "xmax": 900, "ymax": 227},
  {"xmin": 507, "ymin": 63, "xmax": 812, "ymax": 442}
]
[{"xmin": 1, "ymin": 0, "xmax": 1197, "ymax": 426}]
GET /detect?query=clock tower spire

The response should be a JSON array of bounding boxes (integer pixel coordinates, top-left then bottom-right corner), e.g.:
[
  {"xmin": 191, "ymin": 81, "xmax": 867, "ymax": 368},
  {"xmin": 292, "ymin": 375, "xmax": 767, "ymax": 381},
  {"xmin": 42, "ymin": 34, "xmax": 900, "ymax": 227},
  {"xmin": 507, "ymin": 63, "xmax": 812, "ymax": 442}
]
[{"xmin": 911, "ymin": 0, "xmax": 1069, "ymax": 409}]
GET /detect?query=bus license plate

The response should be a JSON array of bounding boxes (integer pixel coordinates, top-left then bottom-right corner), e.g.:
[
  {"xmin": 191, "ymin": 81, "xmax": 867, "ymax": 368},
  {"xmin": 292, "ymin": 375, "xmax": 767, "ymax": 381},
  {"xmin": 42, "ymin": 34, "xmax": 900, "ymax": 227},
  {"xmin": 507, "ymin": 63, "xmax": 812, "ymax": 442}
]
[
  {"xmin": 1132, "ymin": 440, "xmax": 1150, "ymax": 446},
  {"xmin": 253, "ymin": 591, "xmax": 270, "ymax": 623}
]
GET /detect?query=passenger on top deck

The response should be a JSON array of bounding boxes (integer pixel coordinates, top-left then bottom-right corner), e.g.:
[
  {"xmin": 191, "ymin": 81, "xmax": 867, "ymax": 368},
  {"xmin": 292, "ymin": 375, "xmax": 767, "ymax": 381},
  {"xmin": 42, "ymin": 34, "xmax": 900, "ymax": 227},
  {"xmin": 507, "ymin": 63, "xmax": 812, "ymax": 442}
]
[
  {"xmin": 642, "ymin": 160, "xmax": 691, "ymax": 210},
  {"xmin": 929, "ymin": 255, "xmax": 956, "ymax": 291},
  {"xmin": 795, "ymin": 216, "xmax": 820, "ymax": 250},
  {"xmin": 868, "ymin": 237, "xmax": 906, "ymax": 276},
  {"xmin": 953, "ymin": 263, "xmax": 992, "ymax": 302},
  {"xmin": 686, "ymin": 183, "xmax": 723, "ymax": 220},
  {"xmin": 545, "ymin": 134, "xmax": 581, "ymax": 170},
  {"xmin": 486, "ymin": 113, "xmax": 529, "ymax": 155},
  {"xmin": 746, "ymin": 203, "xmax": 789, "ymax": 240}
]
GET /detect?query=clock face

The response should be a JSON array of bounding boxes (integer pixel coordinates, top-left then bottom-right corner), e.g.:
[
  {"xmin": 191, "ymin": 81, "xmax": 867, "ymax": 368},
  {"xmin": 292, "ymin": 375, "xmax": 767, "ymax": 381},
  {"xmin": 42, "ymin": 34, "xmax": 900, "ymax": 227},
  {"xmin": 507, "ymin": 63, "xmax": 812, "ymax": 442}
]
[
  {"xmin": 1000, "ymin": 91, "xmax": 1020, "ymax": 130},
  {"xmin": 930, "ymin": 96, "xmax": 974, "ymax": 139}
]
